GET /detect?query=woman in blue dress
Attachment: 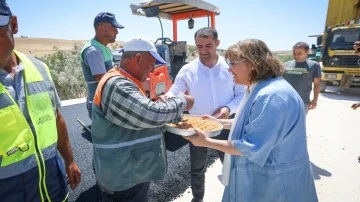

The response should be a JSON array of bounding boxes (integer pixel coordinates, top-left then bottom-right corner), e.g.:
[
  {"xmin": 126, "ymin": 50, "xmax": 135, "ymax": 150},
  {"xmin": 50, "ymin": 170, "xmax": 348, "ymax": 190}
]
[{"xmin": 184, "ymin": 39, "xmax": 318, "ymax": 202}]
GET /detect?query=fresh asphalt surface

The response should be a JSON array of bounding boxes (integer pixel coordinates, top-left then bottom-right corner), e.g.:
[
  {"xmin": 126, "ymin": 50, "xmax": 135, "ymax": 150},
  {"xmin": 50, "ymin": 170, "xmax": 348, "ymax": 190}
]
[{"xmin": 60, "ymin": 103, "xmax": 219, "ymax": 202}]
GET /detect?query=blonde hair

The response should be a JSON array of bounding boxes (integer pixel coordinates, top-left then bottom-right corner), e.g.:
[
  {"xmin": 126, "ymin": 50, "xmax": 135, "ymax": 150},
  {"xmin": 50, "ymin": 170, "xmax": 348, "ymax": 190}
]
[{"xmin": 225, "ymin": 39, "xmax": 284, "ymax": 83}]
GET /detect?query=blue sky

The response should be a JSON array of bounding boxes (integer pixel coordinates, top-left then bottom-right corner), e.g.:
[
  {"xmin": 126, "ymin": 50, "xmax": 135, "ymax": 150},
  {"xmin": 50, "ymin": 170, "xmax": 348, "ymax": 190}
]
[{"xmin": 9, "ymin": 0, "xmax": 328, "ymax": 51}]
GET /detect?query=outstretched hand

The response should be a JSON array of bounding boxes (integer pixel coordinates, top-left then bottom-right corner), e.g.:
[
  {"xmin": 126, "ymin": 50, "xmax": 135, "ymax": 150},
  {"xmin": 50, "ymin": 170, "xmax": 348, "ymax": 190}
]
[
  {"xmin": 183, "ymin": 128, "xmax": 210, "ymax": 147},
  {"xmin": 212, "ymin": 106, "xmax": 230, "ymax": 119},
  {"xmin": 351, "ymin": 102, "xmax": 360, "ymax": 110}
]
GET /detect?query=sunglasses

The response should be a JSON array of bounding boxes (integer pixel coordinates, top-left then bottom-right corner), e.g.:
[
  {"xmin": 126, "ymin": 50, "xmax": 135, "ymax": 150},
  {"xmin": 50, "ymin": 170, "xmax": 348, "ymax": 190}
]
[
  {"xmin": 225, "ymin": 58, "xmax": 247, "ymax": 66},
  {"xmin": 0, "ymin": 15, "xmax": 10, "ymax": 27}
]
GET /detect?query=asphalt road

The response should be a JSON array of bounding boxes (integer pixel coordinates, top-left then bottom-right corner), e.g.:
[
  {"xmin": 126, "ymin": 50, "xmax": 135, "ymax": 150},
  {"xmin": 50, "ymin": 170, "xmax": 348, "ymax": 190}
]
[{"xmin": 60, "ymin": 102, "xmax": 219, "ymax": 202}]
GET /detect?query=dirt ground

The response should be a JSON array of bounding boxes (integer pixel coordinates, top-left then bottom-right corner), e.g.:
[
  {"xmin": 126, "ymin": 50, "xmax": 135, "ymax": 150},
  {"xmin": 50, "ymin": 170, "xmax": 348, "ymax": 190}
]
[
  {"xmin": 172, "ymin": 86, "xmax": 360, "ymax": 202},
  {"xmin": 14, "ymin": 37, "xmax": 123, "ymax": 57}
]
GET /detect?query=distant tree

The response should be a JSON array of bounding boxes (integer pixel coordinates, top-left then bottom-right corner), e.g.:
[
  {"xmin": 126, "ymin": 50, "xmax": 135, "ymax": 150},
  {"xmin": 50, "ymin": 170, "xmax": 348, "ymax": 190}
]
[
  {"xmin": 39, "ymin": 43, "xmax": 87, "ymax": 100},
  {"xmin": 275, "ymin": 54, "xmax": 293, "ymax": 63}
]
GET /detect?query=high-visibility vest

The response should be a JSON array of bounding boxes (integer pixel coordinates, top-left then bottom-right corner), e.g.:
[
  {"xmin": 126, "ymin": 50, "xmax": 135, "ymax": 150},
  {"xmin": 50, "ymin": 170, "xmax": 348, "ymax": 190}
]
[{"xmin": 0, "ymin": 51, "xmax": 65, "ymax": 201}]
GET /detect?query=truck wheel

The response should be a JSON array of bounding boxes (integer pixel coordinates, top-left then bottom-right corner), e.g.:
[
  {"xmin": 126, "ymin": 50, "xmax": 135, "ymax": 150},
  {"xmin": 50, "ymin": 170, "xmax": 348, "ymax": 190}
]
[{"xmin": 320, "ymin": 81, "xmax": 327, "ymax": 93}]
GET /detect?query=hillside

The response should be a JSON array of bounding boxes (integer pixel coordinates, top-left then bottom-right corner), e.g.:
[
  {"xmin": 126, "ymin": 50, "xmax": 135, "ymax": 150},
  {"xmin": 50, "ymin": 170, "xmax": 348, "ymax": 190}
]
[
  {"xmin": 14, "ymin": 37, "xmax": 291, "ymax": 58},
  {"xmin": 14, "ymin": 37, "xmax": 123, "ymax": 57}
]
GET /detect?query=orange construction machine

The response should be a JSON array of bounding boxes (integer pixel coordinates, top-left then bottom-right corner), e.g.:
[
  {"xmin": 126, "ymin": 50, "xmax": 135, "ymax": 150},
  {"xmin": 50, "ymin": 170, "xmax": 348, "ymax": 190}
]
[{"xmin": 128, "ymin": 0, "xmax": 220, "ymax": 100}]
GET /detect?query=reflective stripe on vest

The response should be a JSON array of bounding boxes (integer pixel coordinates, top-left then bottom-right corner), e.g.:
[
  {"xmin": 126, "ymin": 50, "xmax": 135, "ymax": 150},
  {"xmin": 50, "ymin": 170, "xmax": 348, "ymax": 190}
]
[
  {"xmin": 93, "ymin": 67, "xmax": 146, "ymax": 107},
  {"xmin": 0, "ymin": 144, "xmax": 56, "ymax": 179},
  {"xmin": 93, "ymin": 134, "xmax": 162, "ymax": 149},
  {"xmin": 0, "ymin": 51, "xmax": 59, "ymax": 201}
]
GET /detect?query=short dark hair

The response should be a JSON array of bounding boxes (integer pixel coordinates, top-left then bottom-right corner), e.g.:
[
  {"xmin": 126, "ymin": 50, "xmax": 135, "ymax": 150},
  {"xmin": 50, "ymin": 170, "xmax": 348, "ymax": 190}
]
[
  {"xmin": 293, "ymin": 42, "xmax": 309, "ymax": 51},
  {"xmin": 194, "ymin": 27, "xmax": 218, "ymax": 41},
  {"xmin": 225, "ymin": 39, "xmax": 284, "ymax": 83}
]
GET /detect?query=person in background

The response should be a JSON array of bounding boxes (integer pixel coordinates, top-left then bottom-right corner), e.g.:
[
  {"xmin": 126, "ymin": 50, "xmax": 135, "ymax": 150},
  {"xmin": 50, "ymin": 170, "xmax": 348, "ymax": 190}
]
[
  {"xmin": 351, "ymin": 41, "xmax": 360, "ymax": 110},
  {"xmin": 91, "ymin": 38, "xmax": 194, "ymax": 202},
  {"xmin": 185, "ymin": 39, "xmax": 318, "ymax": 202},
  {"xmin": 283, "ymin": 42, "xmax": 321, "ymax": 114},
  {"xmin": 164, "ymin": 27, "xmax": 246, "ymax": 202},
  {"xmin": 0, "ymin": 1, "xmax": 81, "ymax": 201},
  {"xmin": 80, "ymin": 12, "xmax": 124, "ymax": 119}
]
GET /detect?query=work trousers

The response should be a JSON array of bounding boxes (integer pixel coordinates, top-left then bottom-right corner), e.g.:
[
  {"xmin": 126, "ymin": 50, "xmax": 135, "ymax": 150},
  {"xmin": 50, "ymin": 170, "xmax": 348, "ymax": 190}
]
[
  {"xmin": 101, "ymin": 182, "xmax": 150, "ymax": 202},
  {"xmin": 190, "ymin": 129, "xmax": 229, "ymax": 200}
]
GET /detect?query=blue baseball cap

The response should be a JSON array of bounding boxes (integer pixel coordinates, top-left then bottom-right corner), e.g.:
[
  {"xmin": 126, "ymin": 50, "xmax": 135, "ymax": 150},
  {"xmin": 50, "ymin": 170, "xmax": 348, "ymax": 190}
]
[
  {"xmin": 0, "ymin": 0, "xmax": 11, "ymax": 15},
  {"xmin": 94, "ymin": 12, "xmax": 124, "ymax": 29}
]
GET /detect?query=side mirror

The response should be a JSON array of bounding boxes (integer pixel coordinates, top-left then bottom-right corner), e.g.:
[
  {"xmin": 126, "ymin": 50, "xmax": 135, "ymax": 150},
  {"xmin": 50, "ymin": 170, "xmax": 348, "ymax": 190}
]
[
  {"xmin": 188, "ymin": 17, "xmax": 194, "ymax": 29},
  {"xmin": 145, "ymin": 6, "xmax": 160, "ymax": 17},
  {"xmin": 316, "ymin": 35, "xmax": 322, "ymax": 45}
]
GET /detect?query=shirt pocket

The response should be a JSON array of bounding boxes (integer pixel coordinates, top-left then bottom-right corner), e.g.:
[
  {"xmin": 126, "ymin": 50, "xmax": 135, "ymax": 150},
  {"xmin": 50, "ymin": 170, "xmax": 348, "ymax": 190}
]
[{"xmin": 131, "ymin": 145, "xmax": 166, "ymax": 182}]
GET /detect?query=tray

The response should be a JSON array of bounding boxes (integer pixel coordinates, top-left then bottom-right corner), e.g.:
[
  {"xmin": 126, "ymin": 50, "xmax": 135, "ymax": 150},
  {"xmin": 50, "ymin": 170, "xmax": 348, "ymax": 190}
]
[{"xmin": 164, "ymin": 114, "xmax": 223, "ymax": 137}]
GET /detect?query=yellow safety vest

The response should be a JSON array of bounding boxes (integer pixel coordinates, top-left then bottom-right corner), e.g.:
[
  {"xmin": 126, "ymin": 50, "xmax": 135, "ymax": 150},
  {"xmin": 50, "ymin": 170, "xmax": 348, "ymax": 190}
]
[{"xmin": 0, "ymin": 51, "xmax": 62, "ymax": 201}]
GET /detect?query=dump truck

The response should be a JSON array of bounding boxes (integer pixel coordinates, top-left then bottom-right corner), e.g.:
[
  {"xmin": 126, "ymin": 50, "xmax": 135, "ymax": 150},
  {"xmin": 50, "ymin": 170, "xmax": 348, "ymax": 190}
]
[
  {"xmin": 316, "ymin": 0, "xmax": 360, "ymax": 92},
  {"xmin": 128, "ymin": 0, "xmax": 220, "ymax": 99}
]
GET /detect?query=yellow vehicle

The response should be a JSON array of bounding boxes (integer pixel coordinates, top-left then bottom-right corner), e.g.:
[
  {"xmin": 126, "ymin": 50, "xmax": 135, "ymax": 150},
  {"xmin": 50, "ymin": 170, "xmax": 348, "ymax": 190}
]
[{"xmin": 317, "ymin": 0, "xmax": 360, "ymax": 92}]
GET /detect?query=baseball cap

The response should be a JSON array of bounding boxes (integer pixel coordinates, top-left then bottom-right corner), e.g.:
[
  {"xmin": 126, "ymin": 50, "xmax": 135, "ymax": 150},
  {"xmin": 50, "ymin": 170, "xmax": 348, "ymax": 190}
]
[
  {"xmin": 94, "ymin": 12, "xmax": 124, "ymax": 29},
  {"xmin": 123, "ymin": 38, "xmax": 166, "ymax": 64},
  {"xmin": 0, "ymin": 0, "xmax": 11, "ymax": 27}
]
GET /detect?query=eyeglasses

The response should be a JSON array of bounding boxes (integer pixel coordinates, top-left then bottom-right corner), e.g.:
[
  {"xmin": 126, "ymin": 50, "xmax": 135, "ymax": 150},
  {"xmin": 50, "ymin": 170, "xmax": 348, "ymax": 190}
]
[
  {"xmin": 225, "ymin": 58, "xmax": 247, "ymax": 66},
  {"xmin": 0, "ymin": 15, "xmax": 10, "ymax": 27}
]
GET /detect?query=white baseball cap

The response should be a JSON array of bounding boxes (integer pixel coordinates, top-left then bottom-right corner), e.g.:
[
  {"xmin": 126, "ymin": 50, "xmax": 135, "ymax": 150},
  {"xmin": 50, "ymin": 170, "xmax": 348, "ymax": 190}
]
[{"xmin": 123, "ymin": 38, "xmax": 166, "ymax": 64}]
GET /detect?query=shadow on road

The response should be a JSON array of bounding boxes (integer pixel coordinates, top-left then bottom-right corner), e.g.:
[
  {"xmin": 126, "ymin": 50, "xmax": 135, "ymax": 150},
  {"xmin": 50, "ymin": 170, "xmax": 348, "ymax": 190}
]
[
  {"xmin": 321, "ymin": 86, "xmax": 360, "ymax": 101},
  {"xmin": 80, "ymin": 126, "xmax": 93, "ymax": 143},
  {"xmin": 75, "ymin": 184, "xmax": 101, "ymax": 202},
  {"xmin": 311, "ymin": 162, "xmax": 332, "ymax": 180}
]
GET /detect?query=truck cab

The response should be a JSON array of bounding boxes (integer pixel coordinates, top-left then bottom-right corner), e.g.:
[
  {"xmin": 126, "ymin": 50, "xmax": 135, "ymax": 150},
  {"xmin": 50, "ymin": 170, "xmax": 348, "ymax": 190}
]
[{"xmin": 318, "ymin": 0, "xmax": 360, "ymax": 92}]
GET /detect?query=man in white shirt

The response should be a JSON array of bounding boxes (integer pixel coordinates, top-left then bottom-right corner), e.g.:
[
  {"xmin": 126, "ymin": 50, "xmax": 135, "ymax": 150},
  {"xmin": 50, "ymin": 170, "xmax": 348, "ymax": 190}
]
[{"xmin": 166, "ymin": 27, "xmax": 246, "ymax": 202}]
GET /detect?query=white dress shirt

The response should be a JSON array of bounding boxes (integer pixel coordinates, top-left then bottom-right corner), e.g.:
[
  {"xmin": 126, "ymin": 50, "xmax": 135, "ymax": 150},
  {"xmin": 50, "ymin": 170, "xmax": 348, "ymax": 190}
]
[{"xmin": 167, "ymin": 55, "xmax": 246, "ymax": 116}]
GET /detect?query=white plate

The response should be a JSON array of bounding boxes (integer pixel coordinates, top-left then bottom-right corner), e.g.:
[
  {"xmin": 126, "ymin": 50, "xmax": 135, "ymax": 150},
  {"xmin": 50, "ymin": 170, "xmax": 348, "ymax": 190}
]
[{"xmin": 164, "ymin": 115, "xmax": 223, "ymax": 137}]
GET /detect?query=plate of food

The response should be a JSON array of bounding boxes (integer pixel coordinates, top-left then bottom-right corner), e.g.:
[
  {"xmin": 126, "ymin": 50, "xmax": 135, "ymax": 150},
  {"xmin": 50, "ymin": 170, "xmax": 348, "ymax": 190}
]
[{"xmin": 164, "ymin": 114, "xmax": 223, "ymax": 137}]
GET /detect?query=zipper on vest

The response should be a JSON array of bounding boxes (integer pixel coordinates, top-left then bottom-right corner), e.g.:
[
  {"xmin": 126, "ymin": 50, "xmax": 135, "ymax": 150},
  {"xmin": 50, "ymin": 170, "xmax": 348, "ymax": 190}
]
[{"xmin": 28, "ymin": 122, "xmax": 49, "ymax": 201}]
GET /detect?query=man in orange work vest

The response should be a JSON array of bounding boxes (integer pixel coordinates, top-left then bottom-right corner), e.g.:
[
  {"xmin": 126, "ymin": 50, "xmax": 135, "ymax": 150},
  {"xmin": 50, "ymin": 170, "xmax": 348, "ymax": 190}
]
[{"xmin": 91, "ymin": 38, "xmax": 194, "ymax": 202}]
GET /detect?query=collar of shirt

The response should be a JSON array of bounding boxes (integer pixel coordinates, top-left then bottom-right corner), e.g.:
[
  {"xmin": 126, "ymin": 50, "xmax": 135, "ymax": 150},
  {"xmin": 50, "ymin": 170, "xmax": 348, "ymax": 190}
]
[
  {"xmin": 197, "ymin": 53, "xmax": 223, "ymax": 70},
  {"xmin": 0, "ymin": 62, "xmax": 25, "ymax": 98}
]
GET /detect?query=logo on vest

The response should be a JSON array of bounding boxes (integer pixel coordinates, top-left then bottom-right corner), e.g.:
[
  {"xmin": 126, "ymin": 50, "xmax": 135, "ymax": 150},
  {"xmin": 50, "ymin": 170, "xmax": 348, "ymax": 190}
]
[
  {"xmin": 6, "ymin": 143, "xmax": 30, "ymax": 156},
  {"xmin": 37, "ymin": 114, "xmax": 53, "ymax": 125}
]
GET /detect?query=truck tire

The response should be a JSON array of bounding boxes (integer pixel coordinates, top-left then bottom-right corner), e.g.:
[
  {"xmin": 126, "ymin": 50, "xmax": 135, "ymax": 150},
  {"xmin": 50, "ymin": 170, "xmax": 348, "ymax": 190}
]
[{"xmin": 320, "ymin": 81, "xmax": 327, "ymax": 93}]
